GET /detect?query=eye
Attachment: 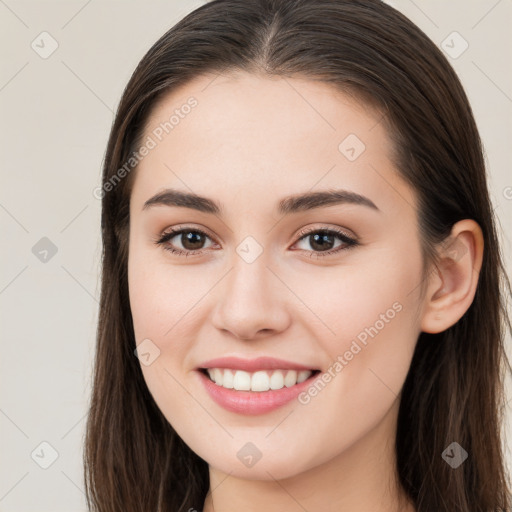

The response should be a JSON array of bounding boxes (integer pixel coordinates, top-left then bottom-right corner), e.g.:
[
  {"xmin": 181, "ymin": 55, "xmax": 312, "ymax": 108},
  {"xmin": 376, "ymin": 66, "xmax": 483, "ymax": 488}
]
[
  {"xmin": 154, "ymin": 226, "xmax": 215, "ymax": 257},
  {"xmin": 291, "ymin": 226, "xmax": 359, "ymax": 258}
]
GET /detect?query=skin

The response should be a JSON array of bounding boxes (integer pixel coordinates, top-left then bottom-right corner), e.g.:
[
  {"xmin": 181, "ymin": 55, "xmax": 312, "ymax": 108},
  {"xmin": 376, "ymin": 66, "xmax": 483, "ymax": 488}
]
[{"xmin": 127, "ymin": 71, "xmax": 484, "ymax": 512}]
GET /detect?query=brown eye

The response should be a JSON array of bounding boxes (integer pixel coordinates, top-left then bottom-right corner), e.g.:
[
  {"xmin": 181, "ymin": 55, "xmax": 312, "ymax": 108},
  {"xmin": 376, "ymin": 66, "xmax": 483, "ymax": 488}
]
[
  {"xmin": 155, "ymin": 227, "xmax": 215, "ymax": 256},
  {"xmin": 292, "ymin": 227, "xmax": 358, "ymax": 258}
]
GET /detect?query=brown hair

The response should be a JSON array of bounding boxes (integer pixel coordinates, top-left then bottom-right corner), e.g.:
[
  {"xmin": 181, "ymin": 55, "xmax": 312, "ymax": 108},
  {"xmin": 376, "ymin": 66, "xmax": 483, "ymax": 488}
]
[{"xmin": 84, "ymin": 0, "xmax": 512, "ymax": 510}]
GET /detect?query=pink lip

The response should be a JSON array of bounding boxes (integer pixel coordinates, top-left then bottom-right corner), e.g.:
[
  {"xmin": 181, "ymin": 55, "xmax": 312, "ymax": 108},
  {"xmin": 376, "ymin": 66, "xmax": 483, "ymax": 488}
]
[
  {"xmin": 197, "ymin": 356, "xmax": 318, "ymax": 372},
  {"xmin": 196, "ymin": 369, "xmax": 319, "ymax": 415}
]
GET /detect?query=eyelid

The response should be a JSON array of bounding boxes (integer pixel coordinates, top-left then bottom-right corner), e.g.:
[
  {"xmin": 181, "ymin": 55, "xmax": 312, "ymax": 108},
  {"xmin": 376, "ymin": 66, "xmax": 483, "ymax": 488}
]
[
  {"xmin": 294, "ymin": 224, "xmax": 356, "ymax": 241},
  {"xmin": 157, "ymin": 223, "xmax": 217, "ymax": 241}
]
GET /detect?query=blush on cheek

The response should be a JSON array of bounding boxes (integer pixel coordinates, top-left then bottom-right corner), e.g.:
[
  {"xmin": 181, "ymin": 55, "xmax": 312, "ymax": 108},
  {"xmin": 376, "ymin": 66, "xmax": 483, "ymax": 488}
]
[{"xmin": 323, "ymin": 296, "xmax": 411, "ymax": 375}]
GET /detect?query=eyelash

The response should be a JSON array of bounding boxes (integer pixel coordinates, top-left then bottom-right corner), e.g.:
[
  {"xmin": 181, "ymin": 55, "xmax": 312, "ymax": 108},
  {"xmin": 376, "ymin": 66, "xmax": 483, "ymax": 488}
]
[{"xmin": 154, "ymin": 225, "xmax": 359, "ymax": 259}]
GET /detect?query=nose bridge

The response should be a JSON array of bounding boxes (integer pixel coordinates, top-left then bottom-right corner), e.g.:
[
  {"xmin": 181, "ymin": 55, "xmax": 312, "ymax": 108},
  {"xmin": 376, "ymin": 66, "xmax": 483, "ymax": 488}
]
[
  {"xmin": 223, "ymin": 215, "xmax": 275, "ymax": 293},
  {"xmin": 224, "ymin": 246, "xmax": 274, "ymax": 311},
  {"xmin": 211, "ymin": 244, "xmax": 290, "ymax": 339}
]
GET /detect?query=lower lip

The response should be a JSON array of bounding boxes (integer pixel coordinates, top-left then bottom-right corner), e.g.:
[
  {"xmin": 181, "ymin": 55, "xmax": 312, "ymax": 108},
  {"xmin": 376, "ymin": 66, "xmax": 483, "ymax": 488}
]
[{"xmin": 197, "ymin": 370, "xmax": 319, "ymax": 415}]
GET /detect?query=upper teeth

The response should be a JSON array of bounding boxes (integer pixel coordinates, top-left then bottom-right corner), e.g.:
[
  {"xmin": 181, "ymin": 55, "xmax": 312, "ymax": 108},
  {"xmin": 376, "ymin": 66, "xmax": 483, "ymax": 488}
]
[{"xmin": 206, "ymin": 368, "xmax": 313, "ymax": 391}]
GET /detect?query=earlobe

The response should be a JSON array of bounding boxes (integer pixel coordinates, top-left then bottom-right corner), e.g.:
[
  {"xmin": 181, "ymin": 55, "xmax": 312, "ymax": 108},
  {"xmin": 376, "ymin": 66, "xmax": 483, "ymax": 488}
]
[{"xmin": 420, "ymin": 219, "xmax": 484, "ymax": 334}]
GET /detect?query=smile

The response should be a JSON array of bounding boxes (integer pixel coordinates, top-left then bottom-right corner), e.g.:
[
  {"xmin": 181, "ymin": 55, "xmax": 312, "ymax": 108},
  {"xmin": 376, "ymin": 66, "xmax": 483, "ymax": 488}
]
[
  {"xmin": 197, "ymin": 367, "xmax": 321, "ymax": 415},
  {"xmin": 202, "ymin": 368, "xmax": 319, "ymax": 391}
]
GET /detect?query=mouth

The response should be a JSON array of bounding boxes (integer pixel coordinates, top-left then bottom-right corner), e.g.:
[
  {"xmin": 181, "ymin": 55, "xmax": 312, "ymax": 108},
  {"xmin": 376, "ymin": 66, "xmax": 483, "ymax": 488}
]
[
  {"xmin": 196, "ymin": 365, "xmax": 322, "ymax": 415},
  {"xmin": 198, "ymin": 367, "xmax": 322, "ymax": 392}
]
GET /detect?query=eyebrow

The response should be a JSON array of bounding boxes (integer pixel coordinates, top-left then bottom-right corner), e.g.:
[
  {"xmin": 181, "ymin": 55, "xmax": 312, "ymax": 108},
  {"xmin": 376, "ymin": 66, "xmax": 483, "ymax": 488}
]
[{"xmin": 142, "ymin": 188, "xmax": 379, "ymax": 215}]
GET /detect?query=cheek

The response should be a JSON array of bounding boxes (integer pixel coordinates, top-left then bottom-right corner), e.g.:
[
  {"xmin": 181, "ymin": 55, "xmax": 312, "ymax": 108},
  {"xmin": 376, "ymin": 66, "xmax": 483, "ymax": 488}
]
[
  {"xmin": 285, "ymin": 266, "xmax": 420, "ymax": 472},
  {"xmin": 127, "ymin": 243, "xmax": 209, "ymax": 402},
  {"xmin": 128, "ymin": 246, "xmax": 193, "ymax": 341},
  {"xmin": 290, "ymin": 242, "xmax": 422, "ymax": 349},
  {"xmin": 293, "ymin": 244, "xmax": 422, "ymax": 405},
  {"xmin": 128, "ymin": 250, "xmax": 202, "ymax": 432}
]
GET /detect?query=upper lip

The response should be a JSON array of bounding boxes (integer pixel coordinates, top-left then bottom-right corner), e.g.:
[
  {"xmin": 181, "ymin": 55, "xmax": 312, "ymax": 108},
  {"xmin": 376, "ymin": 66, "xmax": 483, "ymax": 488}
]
[{"xmin": 197, "ymin": 356, "xmax": 319, "ymax": 372}]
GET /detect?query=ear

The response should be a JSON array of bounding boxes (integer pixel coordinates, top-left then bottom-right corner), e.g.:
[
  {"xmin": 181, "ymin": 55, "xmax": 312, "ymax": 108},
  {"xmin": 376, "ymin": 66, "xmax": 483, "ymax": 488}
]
[{"xmin": 420, "ymin": 219, "xmax": 484, "ymax": 334}]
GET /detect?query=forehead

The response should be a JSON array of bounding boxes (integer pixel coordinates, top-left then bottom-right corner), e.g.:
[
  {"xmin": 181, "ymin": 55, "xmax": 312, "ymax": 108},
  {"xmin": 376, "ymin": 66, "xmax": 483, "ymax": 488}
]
[
  {"xmin": 130, "ymin": 72, "xmax": 416, "ymax": 219},
  {"xmin": 144, "ymin": 71, "xmax": 385, "ymax": 154}
]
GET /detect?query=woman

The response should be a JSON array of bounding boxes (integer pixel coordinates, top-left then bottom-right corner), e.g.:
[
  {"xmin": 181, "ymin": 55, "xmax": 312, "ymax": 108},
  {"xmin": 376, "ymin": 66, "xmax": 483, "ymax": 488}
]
[{"xmin": 84, "ymin": 1, "xmax": 512, "ymax": 511}]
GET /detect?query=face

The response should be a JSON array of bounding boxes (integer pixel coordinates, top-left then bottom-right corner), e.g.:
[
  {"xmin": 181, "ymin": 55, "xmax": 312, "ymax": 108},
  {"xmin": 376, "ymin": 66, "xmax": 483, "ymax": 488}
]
[{"xmin": 127, "ymin": 72, "xmax": 425, "ymax": 480}]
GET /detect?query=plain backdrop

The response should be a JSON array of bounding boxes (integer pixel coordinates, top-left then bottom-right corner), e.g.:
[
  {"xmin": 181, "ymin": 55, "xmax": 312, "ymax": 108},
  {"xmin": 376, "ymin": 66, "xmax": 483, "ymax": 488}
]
[{"xmin": 0, "ymin": 0, "xmax": 511, "ymax": 510}]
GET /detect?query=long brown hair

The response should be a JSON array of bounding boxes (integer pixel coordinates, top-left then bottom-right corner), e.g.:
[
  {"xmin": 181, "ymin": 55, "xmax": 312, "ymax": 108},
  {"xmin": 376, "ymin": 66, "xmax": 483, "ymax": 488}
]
[{"xmin": 84, "ymin": 0, "xmax": 512, "ymax": 510}]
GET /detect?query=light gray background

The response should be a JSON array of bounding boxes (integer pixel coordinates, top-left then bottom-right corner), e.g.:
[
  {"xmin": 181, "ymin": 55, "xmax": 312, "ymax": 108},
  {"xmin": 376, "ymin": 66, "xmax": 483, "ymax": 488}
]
[{"xmin": 1, "ymin": 0, "xmax": 511, "ymax": 510}]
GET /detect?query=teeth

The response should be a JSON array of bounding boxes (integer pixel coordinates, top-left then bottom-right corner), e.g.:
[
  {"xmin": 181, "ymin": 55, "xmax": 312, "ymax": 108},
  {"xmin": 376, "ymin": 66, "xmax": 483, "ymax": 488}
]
[
  {"xmin": 284, "ymin": 370, "xmax": 297, "ymax": 388},
  {"xmin": 296, "ymin": 370, "xmax": 310, "ymax": 384},
  {"xmin": 250, "ymin": 371, "xmax": 269, "ymax": 392},
  {"xmin": 205, "ymin": 368, "xmax": 313, "ymax": 391},
  {"xmin": 222, "ymin": 369, "xmax": 234, "ymax": 389},
  {"xmin": 270, "ymin": 371, "xmax": 284, "ymax": 390},
  {"xmin": 213, "ymin": 368, "xmax": 224, "ymax": 386},
  {"xmin": 233, "ymin": 370, "xmax": 251, "ymax": 391}
]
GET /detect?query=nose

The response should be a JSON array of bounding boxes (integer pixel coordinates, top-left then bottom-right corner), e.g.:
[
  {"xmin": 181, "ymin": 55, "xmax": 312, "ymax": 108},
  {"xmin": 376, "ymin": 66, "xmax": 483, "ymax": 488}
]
[{"xmin": 210, "ymin": 255, "xmax": 291, "ymax": 341}]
